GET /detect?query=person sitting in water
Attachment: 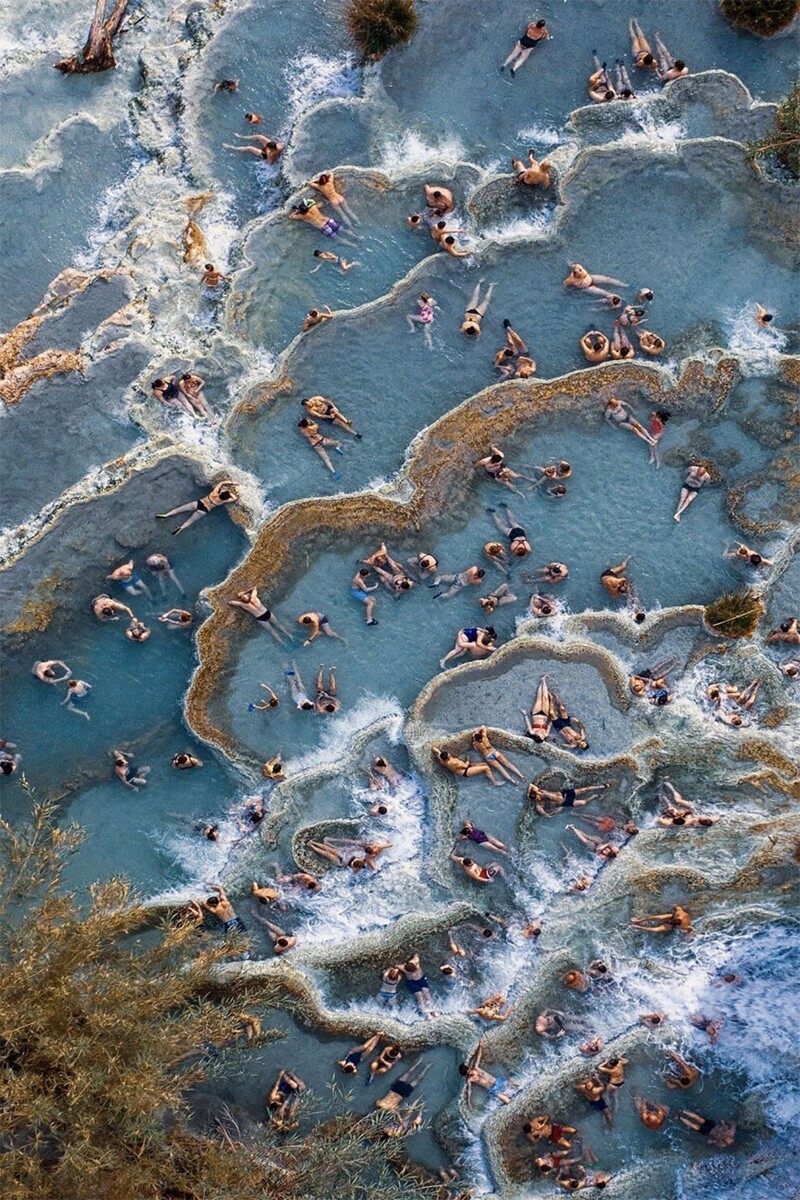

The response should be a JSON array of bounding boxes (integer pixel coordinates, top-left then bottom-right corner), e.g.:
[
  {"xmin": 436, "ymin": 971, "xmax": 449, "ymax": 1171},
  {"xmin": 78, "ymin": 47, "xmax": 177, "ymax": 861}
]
[
  {"xmin": 628, "ymin": 18, "xmax": 657, "ymax": 69},
  {"xmin": 600, "ymin": 557, "xmax": 632, "ymax": 599},
  {"xmin": 512, "ymin": 148, "xmax": 552, "ymax": 187},
  {"xmin": 588, "ymin": 55, "xmax": 616, "ymax": 103},
  {"xmin": 298, "ymin": 417, "xmax": 343, "ymax": 476},
  {"xmin": 107, "ymin": 560, "xmax": 151, "ymax": 597},
  {"xmin": 459, "ymin": 1039, "xmax": 515, "ymax": 1104},
  {"xmin": 631, "ymin": 904, "xmax": 693, "ymax": 934},
  {"xmin": 629, "ymin": 658, "xmax": 679, "ymax": 705},
  {"xmin": 529, "ymin": 593, "xmax": 557, "ymax": 618},
  {"xmin": 244, "ymin": 112, "xmax": 262, "ymax": 124},
  {"xmin": 450, "ymin": 848, "xmax": 503, "ymax": 885},
  {"xmin": 262, "ymin": 755, "xmax": 284, "ymax": 781},
  {"xmin": 768, "ymin": 617, "xmax": 799, "ymax": 645},
  {"xmin": 515, "ymin": 355, "xmax": 537, "ymax": 378},
  {"xmin": 337, "ymin": 1031, "xmax": 384, "ymax": 1075},
  {"xmin": 368, "ymin": 1042, "xmax": 403, "ymax": 1083},
  {"xmin": 472, "ymin": 727, "xmax": 524, "ymax": 782},
  {"xmin": 293, "ymin": 609, "xmax": 345, "ymax": 648},
  {"xmin": 432, "ymin": 746, "xmax": 504, "ymax": 786},
  {"xmin": 678, "ymin": 1111, "xmax": 736, "ymax": 1147},
  {"xmin": 350, "ymin": 568, "xmax": 379, "ymax": 626},
  {"xmin": 375, "ymin": 1060, "xmax": 432, "ymax": 1107},
  {"xmin": 480, "ymin": 583, "xmax": 517, "ymax": 616},
  {"xmin": 400, "ymin": 955, "xmax": 438, "ymax": 1017},
  {"xmin": 157, "ymin": 479, "xmax": 238, "ymax": 535},
  {"xmin": 654, "ymin": 32, "xmax": 688, "ymax": 82},
  {"xmin": 302, "ymin": 394, "xmax": 360, "ymax": 436},
  {"xmin": 377, "ymin": 965, "xmax": 402, "ymax": 1008},
  {"xmin": 423, "ymin": 183, "xmax": 454, "ymax": 213},
  {"xmin": 229, "ymin": 587, "xmax": 292, "ymax": 644},
  {"xmin": 151, "ymin": 375, "xmax": 195, "ymax": 416},
  {"xmin": 223, "ymin": 132, "xmax": 283, "ymax": 162},
  {"xmin": 501, "ymin": 18, "xmax": 549, "ymax": 76},
  {"xmin": 112, "ymin": 749, "xmax": 149, "ymax": 790},
  {"xmin": 755, "ymin": 304, "xmax": 774, "ymax": 328},
  {"xmin": 301, "ymin": 305, "xmax": 334, "ymax": 332},
  {"xmin": 172, "ymin": 752, "xmax": 203, "ymax": 769},
  {"xmin": 580, "ymin": 329, "xmax": 610, "ymax": 362},
  {"xmin": 126, "ymin": 618, "xmax": 150, "ymax": 643},
  {"xmin": 307, "ymin": 171, "xmax": 358, "ymax": 226},
  {"xmin": 488, "ymin": 504, "xmax": 531, "ymax": 558},
  {"xmin": 61, "ymin": 678, "xmax": 91, "ymax": 720},
  {"xmin": 565, "ymin": 263, "xmax": 627, "ymax": 299},
  {"xmin": 200, "ymin": 263, "xmax": 230, "ymax": 288},
  {"xmin": 474, "ymin": 445, "xmax": 532, "ymax": 496},
  {"xmin": 314, "ymin": 665, "xmax": 339, "ymax": 715},
  {"xmin": 439, "ymin": 626, "xmax": 497, "ymax": 668},
  {"xmin": 637, "ymin": 328, "xmax": 665, "ymax": 355},
  {"xmin": 614, "ymin": 59, "xmax": 636, "ymax": 99},
  {"xmin": 673, "ymin": 463, "xmax": 712, "ymax": 521},
  {"xmin": 664, "ymin": 1050, "xmax": 700, "ymax": 1090},
  {"xmin": 527, "ymin": 561, "xmax": 569, "ymax": 585},
  {"xmin": 610, "ymin": 322, "xmax": 635, "ymax": 359},
  {"xmin": 201, "ymin": 885, "xmax": 246, "ymax": 935},
  {"xmin": 407, "ymin": 550, "xmax": 439, "ymax": 581},
  {"xmin": 723, "ymin": 542, "xmax": 773, "ymax": 569},
  {"xmin": 32, "ymin": 659, "xmax": 71, "ymax": 684},
  {"xmin": 527, "ymin": 781, "xmax": 610, "ymax": 816},
  {"xmin": 372, "ymin": 561, "xmax": 416, "ymax": 599},
  {"xmin": 483, "ymin": 540, "xmax": 510, "ymax": 576},
  {"xmin": 604, "ymin": 396, "xmax": 656, "ymax": 446},
  {"xmin": 406, "ymin": 291, "xmax": 438, "ymax": 349},
  {"xmin": 635, "ymin": 1097, "xmax": 669, "ymax": 1130}
]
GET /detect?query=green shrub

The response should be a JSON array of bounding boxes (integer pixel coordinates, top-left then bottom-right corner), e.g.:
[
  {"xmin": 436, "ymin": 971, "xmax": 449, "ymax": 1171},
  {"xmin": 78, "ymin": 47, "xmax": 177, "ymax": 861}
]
[
  {"xmin": 346, "ymin": 0, "xmax": 418, "ymax": 59},
  {"xmin": 747, "ymin": 81, "xmax": 800, "ymax": 175},
  {"xmin": 705, "ymin": 590, "xmax": 765, "ymax": 638},
  {"xmin": 720, "ymin": 0, "xmax": 799, "ymax": 36}
]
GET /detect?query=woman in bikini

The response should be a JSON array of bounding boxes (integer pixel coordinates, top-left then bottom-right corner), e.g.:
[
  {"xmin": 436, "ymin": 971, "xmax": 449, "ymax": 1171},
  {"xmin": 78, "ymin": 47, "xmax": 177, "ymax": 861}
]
[
  {"xmin": 472, "ymin": 726, "xmax": 524, "ymax": 782},
  {"xmin": 654, "ymin": 33, "xmax": 688, "ymax": 82},
  {"xmin": 432, "ymin": 746, "xmax": 504, "ymax": 786},
  {"xmin": 521, "ymin": 675, "xmax": 553, "ymax": 743},
  {"xmin": 565, "ymin": 263, "xmax": 627, "ymax": 299},
  {"xmin": 588, "ymin": 55, "xmax": 616, "ymax": 103},
  {"xmin": 156, "ymin": 479, "xmax": 238, "ymax": 535},
  {"xmin": 629, "ymin": 18, "xmax": 657, "ymax": 69},
  {"xmin": 406, "ymin": 292, "xmax": 437, "ymax": 349},
  {"xmin": 298, "ymin": 417, "xmax": 342, "ymax": 476},
  {"xmin": 178, "ymin": 372, "xmax": 214, "ymax": 421},
  {"xmin": 604, "ymin": 396, "xmax": 656, "ymax": 445},
  {"xmin": 461, "ymin": 281, "xmax": 495, "ymax": 338},
  {"xmin": 228, "ymin": 587, "xmax": 292, "ymax": 643},
  {"xmin": 673, "ymin": 463, "xmax": 712, "ymax": 521},
  {"xmin": 337, "ymin": 1031, "xmax": 384, "ymax": 1076}
]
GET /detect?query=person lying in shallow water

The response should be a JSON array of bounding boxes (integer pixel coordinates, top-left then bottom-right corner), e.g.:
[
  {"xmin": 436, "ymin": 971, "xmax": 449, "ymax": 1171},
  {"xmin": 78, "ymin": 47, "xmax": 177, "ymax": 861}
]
[
  {"xmin": 565, "ymin": 262, "xmax": 626, "ymax": 298},
  {"xmin": 768, "ymin": 617, "xmax": 799, "ymax": 645},
  {"xmin": 432, "ymin": 746, "xmax": 504, "ymax": 785},
  {"xmin": 375, "ymin": 1060, "xmax": 432, "ymax": 1109},
  {"xmin": 673, "ymin": 463, "xmax": 712, "ymax": 521},
  {"xmin": 501, "ymin": 18, "xmax": 549, "ymax": 76},
  {"xmin": 459, "ymin": 1039, "xmax": 516, "ymax": 1105},
  {"xmin": 301, "ymin": 305, "xmax": 333, "ymax": 332},
  {"xmin": 527, "ymin": 781, "xmax": 610, "ymax": 815},
  {"xmin": 512, "ymin": 148, "xmax": 552, "ymax": 187},
  {"xmin": 588, "ymin": 55, "xmax": 616, "ymax": 103},
  {"xmin": 156, "ymin": 479, "xmax": 238, "ymax": 535},
  {"xmin": 678, "ymin": 1111, "xmax": 736, "ymax": 1147},
  {"xmin": 337, "ymin": 1031, "xmax": 384, "ymax": 1075},
  {"xmin": 228, "ymin": 587, "xmax": 292, "ymax": 644},
  {"xmin": 224, "ymin": 132, "xmax": 283, "ymax": 162},
  {"xmin": 631, "ymin": 904, "xmax": 693, "ymax": 934},
  {"xmin": 472, "ymin": 726, "xmax": 524, "ymax": 782},
  {"xmin": 298, "ymin": 417, "xmax": 342, "ymax": 475}
]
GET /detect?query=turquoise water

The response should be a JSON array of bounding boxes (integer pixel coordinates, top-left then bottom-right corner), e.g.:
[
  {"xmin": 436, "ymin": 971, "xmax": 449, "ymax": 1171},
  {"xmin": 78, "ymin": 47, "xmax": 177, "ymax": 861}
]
[{"xmin": 1, "ymin": 0, "xmax": 799, "ymax": 1195}]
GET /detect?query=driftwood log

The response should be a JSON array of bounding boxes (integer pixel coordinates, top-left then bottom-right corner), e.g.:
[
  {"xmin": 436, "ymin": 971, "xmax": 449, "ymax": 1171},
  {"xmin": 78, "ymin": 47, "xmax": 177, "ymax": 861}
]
[{"xmin": 54, "ymin": 0, "xmax": 130, "ymax": 74}]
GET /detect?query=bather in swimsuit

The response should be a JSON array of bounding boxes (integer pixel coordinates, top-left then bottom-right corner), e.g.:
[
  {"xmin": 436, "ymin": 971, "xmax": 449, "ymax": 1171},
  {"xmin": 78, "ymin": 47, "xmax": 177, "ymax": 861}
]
[
  {"xmin": 406, "ymin": 974, "xmax": 430, "ymax": 994},
  {"xmin": 321, "ymin": 218, "xmax": 341, "ymax": 238},
  {"xmin": 560, "ymin": 788, "xmax": 577, "ymax": 806},
  {"xmin": 390, "ymin": 1079, "xmax": 414, "ymax": 1099}
]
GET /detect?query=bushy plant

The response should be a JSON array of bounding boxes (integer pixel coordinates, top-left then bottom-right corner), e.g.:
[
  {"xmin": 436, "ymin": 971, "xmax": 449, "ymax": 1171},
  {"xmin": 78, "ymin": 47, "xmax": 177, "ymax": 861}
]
[
  {"xmin": 720, "ymin": 0, "xmax": 800, "ymax": 36},
  {"xmin": 747, "ymin": 82, "xmax": 800, "ymax": 175},
  {"xmin": 0, "ymin": 787, "xmax": 439, "ymax": 1200},
  {"xmin": 705, "ymin": 590, "xmax": 765, "ymax": 638},
  {"xmin": 346, "ymin": 0, "xmax": 418, "ymax": 59}
]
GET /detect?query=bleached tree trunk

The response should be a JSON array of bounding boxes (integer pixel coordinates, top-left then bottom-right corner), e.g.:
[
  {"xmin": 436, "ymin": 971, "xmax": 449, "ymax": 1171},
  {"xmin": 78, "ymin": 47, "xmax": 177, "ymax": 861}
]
[{"xmin": 54, "ymin": 0, "xmax": 130, "ymax": 74}]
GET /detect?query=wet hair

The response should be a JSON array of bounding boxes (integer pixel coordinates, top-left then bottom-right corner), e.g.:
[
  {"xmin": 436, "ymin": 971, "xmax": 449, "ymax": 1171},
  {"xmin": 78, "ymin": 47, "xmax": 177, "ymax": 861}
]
[
  {"xmin": 374, "ymin": 756, "xmax": 387, "ymax": 767},
  {"xmin": 481, "ymin": 928, "xmax": 493, "ymax": 938},
  {"xmin": 749, "ymin": 553, "xmax": 762, "ymax": 566},
  {"xmin": 522, "ymin": 1122, "xmax": 533, "ymax": 1134},
  {"xmin": 640, "ymin": 289, "xmax": 654, "ymax": 301},
  {"xmin": 342, "ymin": 1062, "xmax": 357, "ymax": 1074},
  {"xmin": 350, "ymin": 857, "xmax": 366, "ymax": 870},
  {"xmin": 489, "ymin": 453, "xmax": 503, "ymax": 464},
  {"xmin": 151, "ymin": 378, "xmax": 165, "ymax": 389},
  {"xmin": 674, "ymin": 60, "xmax": 686, "ymax": 70},
  {"xmin": 552, "ymin": 485, "xmax": 567, "ymax": 496},
  {"xmin": 205, "ymin": 896, "xmax": 220, "ymax": 908},
  {"xmin": 409, "ymin": 213, "xmax": 421, "ymax": 224},
  {"xmin": 299, "ymin": 418, "xmax": 311, "ymax": 428},
  {"xmin": 655, "ymin": 409, "xmax": 671, "ymax": 423},
  {"xmin": 308, "ymin": 308, "xmax": 319, "ymax": 318},
  {"xmin": 475, "ymin": 568, "xmax": 485, "ymax": 579},
  {"xmin": 458, "ymin": 1063, "xmax": 470, "ymax": 1076},
  {"xmin": 386, "ymin": 967, "xmax": 401, "ymax": 980},
  {"xmin": 605, "ymin": 1057, "xmax": 619, "ymax": 1067},
  {"xmin": 761, "ymin": 312, "xmax": 773, "ymax": 323},
  {"xmin": 462, "ymin": 858, "xmax": 474, "ymax": 867},
  {"xmin": 444, "ymin": 235, "xmax": 456, "ymax": 245},
  {"xmin": 485, "ymin": 626, "xmax": 497, "ymax": 639},
  {"xmin": 376, "ymin": 804, "xmax": 388, "ymax": 815},
  {"xmin": 436, "ymin": 220, "xmax": 446, "ymax": 229},
  {"xmin": 604, "ymin": 90, "xmax": 615, "ymax": 101},
  {"xmin": 275, "ymin": 936, "xmax": 290, "ymax": 948},
  {"xmin": 459, "ymin": 824, "xmax": 472, "ymax": 835},
  {"xmin": 403, "ymin": 960, "xmax": 417, "ymax": 972},
  {"xmin": 317, "ymin": 173, "xmax": 330, "ymax": 184},
  {"xmin": 536, "ymin": 18, "xmax": 546, "ymax": 27},
  {"xmin": 358, "ymin": 567, "xmax": 370, "ymax": 578},
  {"xmin": 438, "ymin": 750, "xmax": 450, "ymax": 762},
  {"xmin": 540, "ymin": 603, "xmax": 552, "ymax": 615},
  {"xmin": 440, "ymin": 964, "xmax": 456, "ymax": 975},
  {"xmin": 420, "ymin": 292, "xmax": 430, "ymax": 302},
  {"xmin": 559, "ymin": 461, "xmax": 570, "ymax": 474},
  {"xmin": 502, "ymin": 347, "xmax": 514, "ymax": 358}
]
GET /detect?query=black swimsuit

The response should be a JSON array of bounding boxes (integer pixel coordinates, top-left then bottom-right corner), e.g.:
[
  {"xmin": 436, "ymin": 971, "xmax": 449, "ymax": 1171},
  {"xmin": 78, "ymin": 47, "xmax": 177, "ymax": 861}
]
[
  {"xmin": 256, "ymin": 609, "xmax": 273, "ymax": 621},
  {"xmin": 391, "ymin": 1079, "xmax": 414, "ymax": 1099},
  {"xmin": 519, "ymin": 32, "xmax": 538, "ymax": 49},
  {"xmin": 561, "ymin": 788, "xmax": 577, "ymax": 806},
  {"xmin": 552, "ymin": 715, "xmax": 571, "ymax": 732}
]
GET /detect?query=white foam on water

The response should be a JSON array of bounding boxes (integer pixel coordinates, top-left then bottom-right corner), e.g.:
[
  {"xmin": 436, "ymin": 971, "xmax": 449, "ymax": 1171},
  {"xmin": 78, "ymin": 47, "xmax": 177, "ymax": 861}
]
[
  {"xmin": 376, "ymin": 129, "xmax": 467, "ymax": 175},
  {"xmin": 516, "ymin": 125, "xmax": 564, "ymax": 149},
  {"xmin": 284, "ymin": 53, "xmax": 360, "ymax": 126},
  {"xmin": 616, "ymin": 105, "xmax": 688, "ymax": 148},
  {"xmin": 722, "ymin": 302, "xmax": 788, "ymax": 363},
  {"xmin": 481, "ymin": 209, "xmax": 555, "ymax": 243},
  {"xmin": 284, "ymin": 691, "xmax": 405, "ymax": 776}
]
